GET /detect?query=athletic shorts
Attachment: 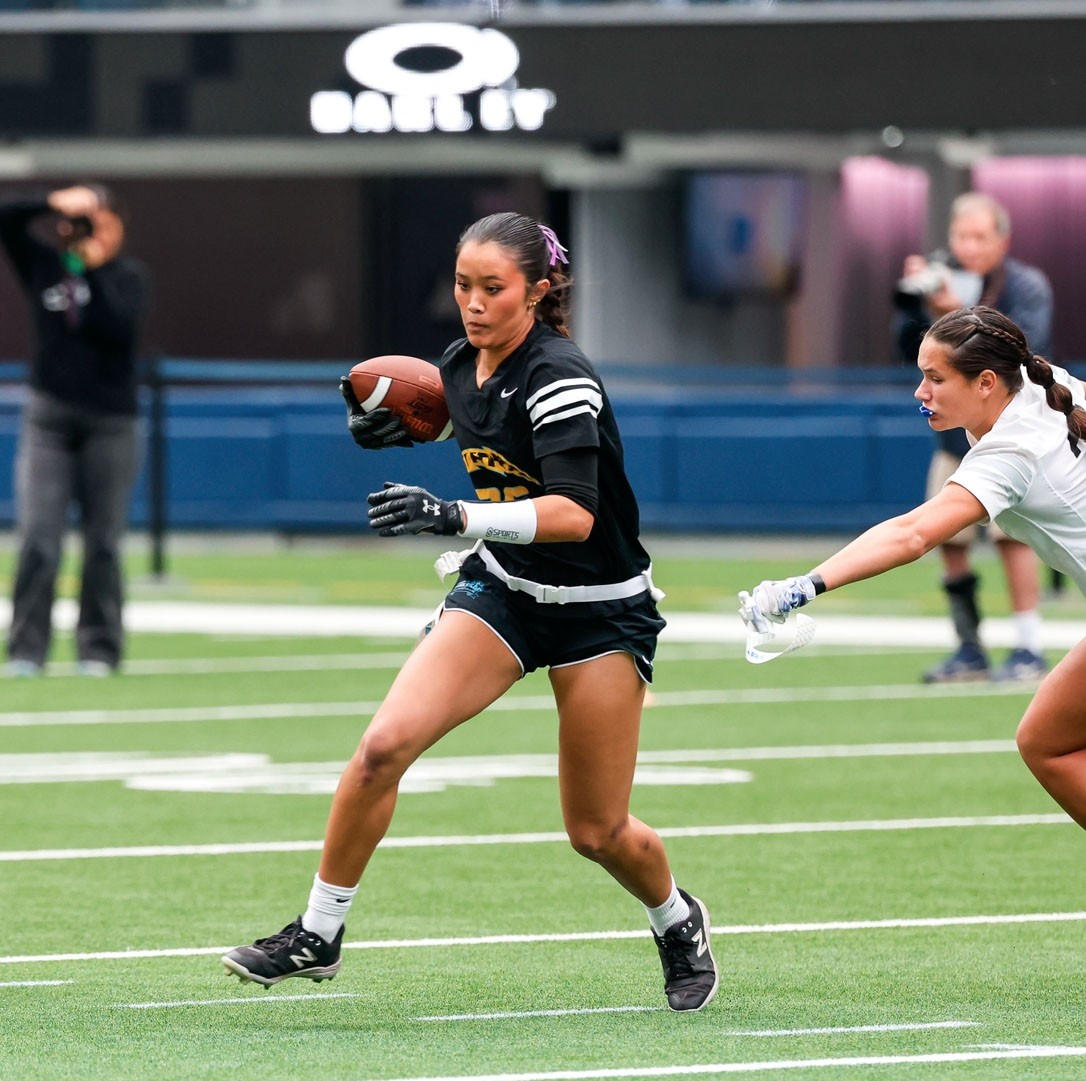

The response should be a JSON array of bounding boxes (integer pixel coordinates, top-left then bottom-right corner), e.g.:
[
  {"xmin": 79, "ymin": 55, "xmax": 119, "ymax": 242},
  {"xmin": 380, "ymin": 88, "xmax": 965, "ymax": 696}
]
[
  {"xmin": 927, "ymin": 448, "xmax": 1007, "ymax": 544},
  {"xmin": 441, "ymin": 565, "xmax": 666, "ymax": 684}
]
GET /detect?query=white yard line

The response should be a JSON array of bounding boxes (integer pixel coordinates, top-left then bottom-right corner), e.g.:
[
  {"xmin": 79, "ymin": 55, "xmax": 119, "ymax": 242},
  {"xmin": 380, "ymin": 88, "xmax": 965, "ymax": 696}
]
[
  {"xmin": 0, "ymin": 979, "xmax": 72, "ymax": 988},
  {"xmin": 360, "ymin": 1046, "xmax": 1086, "ymax": 1081},
  {"xmin": 0, "ymin": 812, "xmax": 1070, "ymax": 863},
  {"xmin": 0, "ymin": 684, "xmax": 1042, "ymax": 729},
  {"xmin": 2, "ymin": 598, "xmax": 1083, "ymax": 648},
  {"xmin": 116, "ymin": 992, "xmax": 362, "ymax": 1008},
  {"xmin": 412, "ymin": 1012, "xmax": 978, "ymax": 1032},
  {"xmin": 46, "ymin": 652, "xmax": 410, "ymax": 677},
  {"xmin": 4, "ymin": 911, "xmax": 1085, "ymax": 966}
]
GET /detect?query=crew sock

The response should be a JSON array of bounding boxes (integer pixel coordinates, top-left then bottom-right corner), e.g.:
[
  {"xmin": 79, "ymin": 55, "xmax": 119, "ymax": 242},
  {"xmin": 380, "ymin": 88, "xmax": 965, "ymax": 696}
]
[
  {"xmin": 301, "ymin": 873, "xmax": 358, "ymax": 941},
  {"xmin": 1013, "ymin": 609, "xmax": 1043, "ymax": 655},
  {"xmin": 645, "ymin": 877, "xmax": 691, "ymax": 936}
]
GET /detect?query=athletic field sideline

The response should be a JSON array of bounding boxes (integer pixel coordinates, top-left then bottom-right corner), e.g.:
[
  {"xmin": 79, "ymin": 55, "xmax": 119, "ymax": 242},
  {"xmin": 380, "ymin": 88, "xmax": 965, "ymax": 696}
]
[{"xmin": 3, "ymin": 540, "xmax": 1086, "ymax": 1080}]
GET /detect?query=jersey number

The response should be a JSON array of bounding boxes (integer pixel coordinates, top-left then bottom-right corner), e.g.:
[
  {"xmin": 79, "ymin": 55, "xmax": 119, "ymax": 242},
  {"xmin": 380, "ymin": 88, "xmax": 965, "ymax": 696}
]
[{"xmin": 475, "ymin": 486, "xmax": 530, "ymax": 502}]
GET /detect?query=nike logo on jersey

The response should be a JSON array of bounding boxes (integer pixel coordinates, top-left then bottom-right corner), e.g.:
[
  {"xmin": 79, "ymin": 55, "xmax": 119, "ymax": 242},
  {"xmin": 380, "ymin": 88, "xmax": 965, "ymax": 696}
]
[{"xmin": 500, "ymin": 387, "xmax": 518, "ymax": 398}]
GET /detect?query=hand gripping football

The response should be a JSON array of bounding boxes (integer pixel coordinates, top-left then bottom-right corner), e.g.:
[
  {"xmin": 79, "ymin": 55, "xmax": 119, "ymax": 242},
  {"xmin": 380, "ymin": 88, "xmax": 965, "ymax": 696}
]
[{"xmin": 347, "ymin": 355, "xmax": 451, "ymax": 443}]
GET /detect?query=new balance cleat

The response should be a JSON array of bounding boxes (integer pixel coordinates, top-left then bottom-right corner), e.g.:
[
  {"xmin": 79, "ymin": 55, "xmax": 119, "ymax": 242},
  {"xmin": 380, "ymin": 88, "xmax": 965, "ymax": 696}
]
[
  {"xmin": 221, "ymin": 916, "xmax": 343, "ymax": 987},
  {"xmin": 653, "ymin": 889, "xmax": 719, "ymax": 1012},
  {"xmin": 921, "ymin": 643, "xmax": 989, "ymax": 684},
  {"xmin": 993, "ymin": 647, "xmax": 1047, "ymax": 683}
]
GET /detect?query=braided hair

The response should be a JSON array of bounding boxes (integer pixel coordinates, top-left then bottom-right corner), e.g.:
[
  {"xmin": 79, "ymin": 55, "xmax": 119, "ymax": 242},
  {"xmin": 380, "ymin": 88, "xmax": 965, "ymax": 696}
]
[
  {"xmin": 457, "ymin": 211, "xmax": 572, "ymax": 338},
  {"xmin": 927, "ymin": 306, "xmax": 1086, "ymax": 456}
]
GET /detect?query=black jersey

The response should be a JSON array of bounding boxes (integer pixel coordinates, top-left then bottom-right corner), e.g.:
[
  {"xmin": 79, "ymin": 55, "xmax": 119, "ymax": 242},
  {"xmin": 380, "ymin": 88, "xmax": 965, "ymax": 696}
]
[{"xmin": 438, "ymin": 321, "xmax": 651, "ymax": 590}]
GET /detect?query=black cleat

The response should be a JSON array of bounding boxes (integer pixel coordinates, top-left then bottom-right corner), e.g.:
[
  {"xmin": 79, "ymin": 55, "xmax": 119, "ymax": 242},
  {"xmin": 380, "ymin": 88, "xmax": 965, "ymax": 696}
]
[
  {"xmin": 653, "ymin": 889, "xmax": 719, "ymax": 1012},
  {"xmin": 222, "ymin": 916, "xmax": 343, "ymax": 987}
]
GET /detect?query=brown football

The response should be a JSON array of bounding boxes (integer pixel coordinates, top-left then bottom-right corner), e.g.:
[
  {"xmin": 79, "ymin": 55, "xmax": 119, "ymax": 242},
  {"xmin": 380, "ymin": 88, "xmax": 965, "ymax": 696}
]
[{"xmin": 347, "ymin": 355, "xmax": 451, "ymax": 443}]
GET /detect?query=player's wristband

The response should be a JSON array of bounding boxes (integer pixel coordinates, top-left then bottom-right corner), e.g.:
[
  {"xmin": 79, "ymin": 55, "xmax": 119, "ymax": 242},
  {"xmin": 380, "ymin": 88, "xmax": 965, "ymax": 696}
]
[
  {"xmin": 457, "ymin": 499, "xmax": 538, "ymax": 545},
  {"xmin": 807, "ymin": 572, "xmax": 827, "ymax": 596}
]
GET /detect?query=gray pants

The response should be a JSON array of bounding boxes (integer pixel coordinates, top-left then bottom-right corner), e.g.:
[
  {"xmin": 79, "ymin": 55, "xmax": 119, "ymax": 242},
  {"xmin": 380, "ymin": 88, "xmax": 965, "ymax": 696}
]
[{"xmin": 8, "ymin": 390, "xmax": 141, "ymax": 669}]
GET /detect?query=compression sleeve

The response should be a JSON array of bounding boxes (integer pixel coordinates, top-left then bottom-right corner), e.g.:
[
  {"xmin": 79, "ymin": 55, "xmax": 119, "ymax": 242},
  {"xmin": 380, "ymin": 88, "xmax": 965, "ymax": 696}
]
[{"xmin": 540, "ymin": 447, "xmax": 599, "ymax": 516}]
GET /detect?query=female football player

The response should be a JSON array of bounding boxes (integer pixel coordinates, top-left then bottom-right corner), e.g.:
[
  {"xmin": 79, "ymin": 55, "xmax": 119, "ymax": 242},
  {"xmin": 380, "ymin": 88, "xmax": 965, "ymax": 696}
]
[
  {"xmin": 223, "ymin": 212, "xmax": 718, "ymax": 1013},
  {"xmin": 744, "ymin": 305, "xmax": 1086, "ymax": 832}
]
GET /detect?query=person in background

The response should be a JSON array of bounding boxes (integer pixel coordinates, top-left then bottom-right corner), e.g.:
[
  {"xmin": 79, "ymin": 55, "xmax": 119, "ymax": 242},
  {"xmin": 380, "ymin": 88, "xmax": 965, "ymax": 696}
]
[
  {"xmin": 0, "ymin": 184, "xmax": 150, "ymax": 677},
  {"xmin": 894, "ymin": 192, "xmax": 1053, "ymax": 683},
  {"xmin": 221, "ymin": 211, "xmax": 718, "ymax": 1013},
  {"xmin": 744, "ymin": 306, "xmax": 1086, "ymax": 863}
]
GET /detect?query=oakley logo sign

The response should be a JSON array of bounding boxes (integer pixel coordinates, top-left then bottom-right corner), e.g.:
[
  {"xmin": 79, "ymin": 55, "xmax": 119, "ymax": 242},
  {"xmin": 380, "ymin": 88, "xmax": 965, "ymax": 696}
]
[{"xmin": 310, "ymin": 23, "xmax": 556, "ymax": 135}]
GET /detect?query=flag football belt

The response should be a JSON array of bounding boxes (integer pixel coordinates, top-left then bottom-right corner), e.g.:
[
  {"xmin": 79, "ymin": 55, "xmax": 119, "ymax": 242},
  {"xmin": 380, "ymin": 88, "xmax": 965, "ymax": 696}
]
[{"xmin": 435, "ymin": 540, "xmax": 664, "ymax": 605}]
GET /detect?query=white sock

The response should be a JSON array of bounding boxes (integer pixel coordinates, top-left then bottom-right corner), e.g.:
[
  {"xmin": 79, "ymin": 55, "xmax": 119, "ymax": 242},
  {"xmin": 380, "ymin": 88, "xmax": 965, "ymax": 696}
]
[
  {"xmin": 1014, "ymin": 609, "xmax": 1043, "ymax": 655},
  {"xmin": 301, "ymin": 873, "xmax": 358, "ymax": 941},
  {"xmin": 645, "ymin": 877, "xmax": 690, "ymax": 936}
]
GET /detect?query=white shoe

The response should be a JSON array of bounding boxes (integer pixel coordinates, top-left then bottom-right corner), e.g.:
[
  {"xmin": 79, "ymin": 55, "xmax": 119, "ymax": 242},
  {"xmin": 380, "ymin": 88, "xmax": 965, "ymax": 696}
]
[
  {"xmin": 76, "ymin": 660, "xmax": 113, "ymax": 678},
  {"xmin": 5, "ymin": 659, "xmax": 42, "ymax": 678}
]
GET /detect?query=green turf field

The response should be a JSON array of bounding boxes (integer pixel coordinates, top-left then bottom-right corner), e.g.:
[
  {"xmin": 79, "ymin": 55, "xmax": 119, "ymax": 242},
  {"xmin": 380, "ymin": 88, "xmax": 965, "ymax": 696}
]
[{"xmin": 2, "ymin": 537, "xmax": 1086, "ymax": 1080}]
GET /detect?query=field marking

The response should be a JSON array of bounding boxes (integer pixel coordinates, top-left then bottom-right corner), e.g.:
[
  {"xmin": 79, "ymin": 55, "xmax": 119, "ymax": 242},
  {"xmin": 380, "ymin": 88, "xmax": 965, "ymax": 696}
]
[
  {"xmin": 0, "ymin": 812, "xmax": 1070, "ymax": 864},
  {"xmin": 47, "ymin": 652, "xmax": 410, "ymax": 677},
  {"xmin": 116, "ymin": 992, "xmax": 362, "ymax": 1009},
  {"xmin": 0, "ymin": 737, "xmax": 1029, "ymax": 795},
  {"xmin": 28, "ymin": 643, "xmax": 939, "ymax": 678},
  {"xmin": 4, "ymin": 911, "xmax": 1086, "ymax": 966},
  {"xmin": 412, "ymin": 1010, "xmax": 977, "ymax": 1034},
  {"xmin": 365, "ymin": 1045, "xmax": 1086, "ymax": 1080},
  {"xmin": 0, "ymin": 979, "xmax": 73, "ymax": 987},
  {"xmin": 414, "ymin": 1006, "xmax": 662, "ymax": 1021},
  {"xmin": 0, "ymin": 683, "xmax": 1040, "ymax": 729},
  {"xmin": 10, "ymin": 597, "xmax": 1085, "ymax": 649}
]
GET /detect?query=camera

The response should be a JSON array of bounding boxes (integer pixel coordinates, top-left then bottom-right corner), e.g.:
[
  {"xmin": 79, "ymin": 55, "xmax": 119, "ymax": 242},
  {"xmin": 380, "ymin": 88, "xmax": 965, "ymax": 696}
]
[
  {"xmin": 897, "ymin": 254, "xmax": 950, "ymax": 298},
  {"xmin": 66, "ymin": 215, "xmax": 94, "ymax": 241},
  {"xmin": 894, "ymin": 251, "xmax": 983, "ymax": 309}
]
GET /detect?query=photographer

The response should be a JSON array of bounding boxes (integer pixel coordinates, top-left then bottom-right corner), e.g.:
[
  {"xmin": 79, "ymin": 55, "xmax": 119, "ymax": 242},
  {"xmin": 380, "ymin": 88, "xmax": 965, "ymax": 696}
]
[
  {"xmin": 0, "ymin": 185, "xmax": 150, "ymax": 677},
  {"xmin": 894, "ymin": 192, "xmax": 1053, "ymax": 683}
]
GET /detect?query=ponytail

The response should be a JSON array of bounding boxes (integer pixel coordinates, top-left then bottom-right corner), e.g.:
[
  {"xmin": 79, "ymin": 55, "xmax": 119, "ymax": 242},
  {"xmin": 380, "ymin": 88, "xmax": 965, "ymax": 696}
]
[
  {"xmin": 1023, "ymin": 352, "xmax": 1086, "ymax": 456},
  {"xmin": 536, "ymin": 264, "xmax": 572, "ymax": 338}
]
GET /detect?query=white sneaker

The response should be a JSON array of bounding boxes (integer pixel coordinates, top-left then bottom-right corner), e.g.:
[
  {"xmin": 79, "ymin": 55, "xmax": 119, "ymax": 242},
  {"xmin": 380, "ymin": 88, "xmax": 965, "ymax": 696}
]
[
  {"xmin": 76, "ymin": 660, "xmax": 113, "ymax": 678},
  {"xmin": 5, "ymin": 659, "xmax": 42, "ymax": 678}
]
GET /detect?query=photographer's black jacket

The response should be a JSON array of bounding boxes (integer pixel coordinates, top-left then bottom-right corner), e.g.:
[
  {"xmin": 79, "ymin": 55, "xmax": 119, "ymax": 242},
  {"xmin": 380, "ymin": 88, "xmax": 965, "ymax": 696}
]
[{"xmin": 0, "ymin": 197, "xmax": 150, "ymax": 416}]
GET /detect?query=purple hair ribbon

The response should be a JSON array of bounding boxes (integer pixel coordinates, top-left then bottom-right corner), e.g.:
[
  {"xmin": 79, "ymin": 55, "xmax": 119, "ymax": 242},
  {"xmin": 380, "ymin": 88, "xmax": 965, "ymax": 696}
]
[{"xmin": 539, "ymin": 224, "xmax": 569, "ymax": 267}]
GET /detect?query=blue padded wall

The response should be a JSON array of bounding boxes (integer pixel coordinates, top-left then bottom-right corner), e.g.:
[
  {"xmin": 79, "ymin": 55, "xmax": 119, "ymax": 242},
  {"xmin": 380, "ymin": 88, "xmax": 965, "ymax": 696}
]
[{"xmin": 0, "ymin": 381, "xmax": 933, "ymax": 534}]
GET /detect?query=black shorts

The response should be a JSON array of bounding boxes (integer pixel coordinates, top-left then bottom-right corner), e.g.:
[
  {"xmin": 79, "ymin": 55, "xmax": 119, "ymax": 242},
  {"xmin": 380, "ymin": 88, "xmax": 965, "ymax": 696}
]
[{"xmin": 441, "ymin": 565, "xmax": 666, "ymax": 683}]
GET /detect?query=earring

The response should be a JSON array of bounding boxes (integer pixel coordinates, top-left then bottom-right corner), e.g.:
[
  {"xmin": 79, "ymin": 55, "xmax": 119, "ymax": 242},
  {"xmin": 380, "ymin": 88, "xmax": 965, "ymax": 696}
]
[{"xmin": 528, "ymin": 300, "xmax": 538, "ymax": 309}]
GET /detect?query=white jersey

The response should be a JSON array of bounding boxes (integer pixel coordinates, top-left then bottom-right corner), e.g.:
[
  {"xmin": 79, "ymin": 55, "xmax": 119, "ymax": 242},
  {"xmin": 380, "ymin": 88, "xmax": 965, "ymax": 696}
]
[{"xmin": 949, "ymin": 364, "xmax": 1086, "ymax": 593}]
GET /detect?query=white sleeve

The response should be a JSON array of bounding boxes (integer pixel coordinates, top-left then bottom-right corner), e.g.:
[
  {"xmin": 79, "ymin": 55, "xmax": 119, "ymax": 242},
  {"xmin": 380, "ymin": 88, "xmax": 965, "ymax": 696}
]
[{"xmin": 948, "ymin": 444, "xmax": 1036, "ymax": 521}]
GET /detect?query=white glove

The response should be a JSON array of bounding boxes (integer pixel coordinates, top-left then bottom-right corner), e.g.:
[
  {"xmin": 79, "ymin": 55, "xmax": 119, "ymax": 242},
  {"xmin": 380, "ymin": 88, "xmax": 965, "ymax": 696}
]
[{"xmin": 751, "ymin": 576, "xmax": 818, "ymax": 624}]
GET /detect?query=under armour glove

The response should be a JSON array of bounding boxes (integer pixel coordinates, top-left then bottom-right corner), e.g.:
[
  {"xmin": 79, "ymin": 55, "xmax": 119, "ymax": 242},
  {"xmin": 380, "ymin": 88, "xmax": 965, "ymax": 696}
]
[
  {"xmin": 367, "ymin": 481, "xmax": 464, "ymax": 537},
  {"xmin": 339, "ymin": 376, "xmax": 414, "ymax": 450},
  {"xmin": 750, "ymin": 575, "xmax": 819, "ymax": 624}
]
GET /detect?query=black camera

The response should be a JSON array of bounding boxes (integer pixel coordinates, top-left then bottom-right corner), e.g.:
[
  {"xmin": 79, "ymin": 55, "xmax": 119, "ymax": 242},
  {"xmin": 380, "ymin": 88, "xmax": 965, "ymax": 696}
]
[{"xmin": 66, "ymin": 215, "xmax": 94, "ymax": 241}]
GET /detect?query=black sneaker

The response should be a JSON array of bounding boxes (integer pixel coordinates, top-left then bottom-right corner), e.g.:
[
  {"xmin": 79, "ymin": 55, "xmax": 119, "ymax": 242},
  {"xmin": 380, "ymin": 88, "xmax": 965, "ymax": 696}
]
[
  {"xmin": 652, "ymin": 889, "xmax": 719, "ymax": 1012},
  {"xmin": 221, "ymin": 916, "xmax": 343, "ymax": 987}
]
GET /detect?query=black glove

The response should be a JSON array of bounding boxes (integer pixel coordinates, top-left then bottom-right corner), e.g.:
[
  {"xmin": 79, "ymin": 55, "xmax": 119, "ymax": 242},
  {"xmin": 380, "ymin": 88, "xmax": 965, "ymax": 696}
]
[
  {"xmin": 339, "ymin": 376, "xmax": 414, "ymax": 450},
  {"xmin": 367, "ymin": 481, "xmax": 464, "ymax": 537}
]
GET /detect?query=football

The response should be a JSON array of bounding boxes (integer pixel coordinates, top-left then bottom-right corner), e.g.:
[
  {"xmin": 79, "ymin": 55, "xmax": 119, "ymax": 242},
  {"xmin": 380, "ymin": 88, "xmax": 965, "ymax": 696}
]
[{"xmin": 347, "ymin": 354, "xmax": 451, "ymax": 443}]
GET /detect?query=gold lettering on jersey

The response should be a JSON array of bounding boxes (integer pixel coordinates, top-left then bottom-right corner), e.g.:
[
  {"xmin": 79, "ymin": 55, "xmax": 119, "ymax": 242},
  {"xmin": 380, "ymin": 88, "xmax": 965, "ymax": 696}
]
[
  {"xmin": 461, "ymin": 447, "xmax": 539, "ymax": 486},
  {"xmin": 475, "ymin": 486, "xmax": 530, "ymax": 503}
]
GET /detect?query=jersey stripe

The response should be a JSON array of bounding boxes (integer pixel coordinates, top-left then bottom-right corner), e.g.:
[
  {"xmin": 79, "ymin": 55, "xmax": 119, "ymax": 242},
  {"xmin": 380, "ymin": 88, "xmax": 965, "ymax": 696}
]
[
  {"xmin": 530, "ymin": 387, "xmax": 603, "ymax": 429},
  {"xmin": 534, "ymin": 403, "xmax": 600, "ymax": 428},
  {"xmin": 525, "ymin": 376, "xmax": 601, "ymax": 411}
]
